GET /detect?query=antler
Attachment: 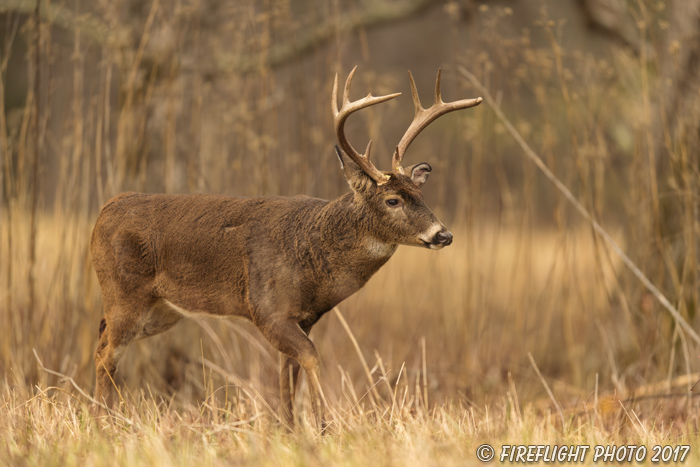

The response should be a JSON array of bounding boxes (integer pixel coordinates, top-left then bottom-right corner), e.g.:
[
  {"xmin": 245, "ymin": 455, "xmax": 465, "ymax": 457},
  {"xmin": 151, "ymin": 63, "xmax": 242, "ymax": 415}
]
[
  {"xmin": 392, "ymin": 69, "xmax": 482, "ymax": 174},
  {"xmin": 333, "ymin": 66, "xmax": 401, "ymax": 185}
]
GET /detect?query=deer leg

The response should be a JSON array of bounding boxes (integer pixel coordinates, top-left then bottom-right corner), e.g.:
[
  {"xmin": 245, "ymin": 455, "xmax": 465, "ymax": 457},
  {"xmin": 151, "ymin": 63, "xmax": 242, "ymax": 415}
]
[
  {"xmin": 261, "ymin": 319, "xmax": 325, "ymax": 428},
  {"xmin": 94, "ymin": 334, "xmax": 123, "ymax": 410},
  {"xmin": 93, "ymin": 320, "xmax": 112, "ymax": 409},
  {"xmin": 279, "ymin": 352, "xmax": 301, "ymax": 428},
  {"xmin": 93, "ymin": 304, "xmax": 143, "ymax": 410}
]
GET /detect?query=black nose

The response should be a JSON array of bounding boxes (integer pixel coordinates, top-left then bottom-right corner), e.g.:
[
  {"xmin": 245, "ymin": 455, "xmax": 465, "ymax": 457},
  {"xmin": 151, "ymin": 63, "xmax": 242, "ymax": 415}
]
[{"xmin": 435, "ymin": 230, "xmax": 453, "ymax": 246}]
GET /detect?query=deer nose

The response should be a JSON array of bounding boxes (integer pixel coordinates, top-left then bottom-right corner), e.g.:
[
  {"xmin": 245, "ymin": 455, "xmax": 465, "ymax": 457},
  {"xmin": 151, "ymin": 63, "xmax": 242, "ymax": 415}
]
[{"xmin": 435, "ymin": 230, "xmax": 453, "ymax": 246}]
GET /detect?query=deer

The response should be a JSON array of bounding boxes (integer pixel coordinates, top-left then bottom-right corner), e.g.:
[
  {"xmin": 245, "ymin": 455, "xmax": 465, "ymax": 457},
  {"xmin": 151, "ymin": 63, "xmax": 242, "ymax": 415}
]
[{"xmin": 91, "ymin": 66, "xmax": 481, "ymax": 428}]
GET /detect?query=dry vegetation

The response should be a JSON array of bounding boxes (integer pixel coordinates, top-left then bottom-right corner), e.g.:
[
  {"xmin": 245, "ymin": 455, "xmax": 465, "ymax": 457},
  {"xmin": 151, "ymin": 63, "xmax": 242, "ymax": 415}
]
[{"xmin": 1, "ymin": 0, "xmax": 700, "ymax": 465}]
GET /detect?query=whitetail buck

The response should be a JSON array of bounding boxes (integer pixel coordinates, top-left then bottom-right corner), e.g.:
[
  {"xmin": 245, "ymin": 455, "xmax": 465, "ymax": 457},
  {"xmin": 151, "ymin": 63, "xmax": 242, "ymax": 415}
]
[{"xmin": 91, "ymin": 67, "xmax": 481, "ymax": 427}]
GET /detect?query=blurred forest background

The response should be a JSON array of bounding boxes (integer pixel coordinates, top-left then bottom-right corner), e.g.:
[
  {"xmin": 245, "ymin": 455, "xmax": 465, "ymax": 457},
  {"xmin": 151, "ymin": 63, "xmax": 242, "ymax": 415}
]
[{"xmin": 1, "ymin": 0, "xmax": 700, "ymax": 422}]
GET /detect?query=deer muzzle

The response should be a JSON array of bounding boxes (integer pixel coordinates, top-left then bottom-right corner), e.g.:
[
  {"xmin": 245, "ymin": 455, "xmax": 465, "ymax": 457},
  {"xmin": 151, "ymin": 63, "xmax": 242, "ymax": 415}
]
[
  {"xmin": 421, "ymin": 226, "xmax": 453, "ymax": 249},
  {"xmin": 434, "ymin": 230, "xmax": 453, "ymax": 247}
]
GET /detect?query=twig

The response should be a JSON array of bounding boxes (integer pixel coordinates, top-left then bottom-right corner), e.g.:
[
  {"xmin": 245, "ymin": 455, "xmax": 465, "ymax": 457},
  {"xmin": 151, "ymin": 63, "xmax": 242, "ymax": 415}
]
[
  {"xmin": 421, "ymin": 336, "xmax": 428, "ymax": 410},
  {"xmin": 390, "ymin": 361, "xmax": 405, "ymax": 425},
  {"xmin": 528, "ymin": 352, "xmax": 566, "ymax": 429},
  {"xmin": 28, "ymin": 0, "xmax": 40, "ymax": 331},
  {"xmin": 459, "ymin": 67, "xmax": 700, "ymax": 348},
  {"xmin": 197, "ymin": 357, "xmax": 283, "ymax": 426},
  {"xmin": 618, "ymin": 401, "xmax": 650, "ymax": 439},
  {"xmin": 334, "ymin": 307, "xmax": 381, "ymax": 408},
  {"xmin": 350, "ymin": 375, "xmax": 387, "ymax": 415},
  {"xmin": 190, "ymin": 412, "xmax": 264, "ymax": 435},
  {"xmin": 571, "ymin": 391, "xmax": 700, "ymax": 418},
  {"xmin": 32, "ymin": 349, "xmax": 135, "ymax": 426}
]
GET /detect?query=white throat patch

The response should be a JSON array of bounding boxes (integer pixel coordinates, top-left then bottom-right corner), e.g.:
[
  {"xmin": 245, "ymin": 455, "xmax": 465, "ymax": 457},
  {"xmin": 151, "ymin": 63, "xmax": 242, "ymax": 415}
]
[{"xmin": 366, "ymin": 238, "xmax": 398, "ymax": 259}]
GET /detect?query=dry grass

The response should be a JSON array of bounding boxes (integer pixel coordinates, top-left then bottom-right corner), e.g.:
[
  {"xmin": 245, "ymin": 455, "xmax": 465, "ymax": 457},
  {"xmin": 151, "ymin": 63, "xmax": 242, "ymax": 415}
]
[
  {"xmin": 2, "ymin": 388, "xmax": 699, "ymax": 466},
  {"xmin": 2, "ymin": 213, "xmax": 699, "ymax": 465},
  {"xmin": 2, "ymin": 0, "xmax": 700, "ymax": 464}
]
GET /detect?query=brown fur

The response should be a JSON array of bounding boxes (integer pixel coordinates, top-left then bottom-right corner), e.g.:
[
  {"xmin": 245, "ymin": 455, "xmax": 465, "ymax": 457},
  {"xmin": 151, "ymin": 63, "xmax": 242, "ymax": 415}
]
[{"xmin": 91, "ymin": 151, "xmax": 452, "ymax": 428}]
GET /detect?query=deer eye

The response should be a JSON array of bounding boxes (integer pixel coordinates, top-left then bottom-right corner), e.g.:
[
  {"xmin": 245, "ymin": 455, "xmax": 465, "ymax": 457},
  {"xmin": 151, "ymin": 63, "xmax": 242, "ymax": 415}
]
[{"xmin": 386, "ymin": 198, "xmax": 402, "ymax": 207}]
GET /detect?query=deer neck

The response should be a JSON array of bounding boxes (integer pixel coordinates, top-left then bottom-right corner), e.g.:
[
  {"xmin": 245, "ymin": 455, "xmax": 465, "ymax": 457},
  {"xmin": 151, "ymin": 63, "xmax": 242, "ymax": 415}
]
[{"xmin": 317, "ymin": 192, "xmax": 398, "ymax": 267}]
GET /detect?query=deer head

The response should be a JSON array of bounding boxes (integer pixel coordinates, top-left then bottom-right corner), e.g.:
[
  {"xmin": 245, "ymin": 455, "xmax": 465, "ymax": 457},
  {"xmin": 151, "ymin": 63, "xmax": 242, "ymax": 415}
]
[{"xmin": 332, "ymin": 67, "xmax": 482, "ymax": 249}]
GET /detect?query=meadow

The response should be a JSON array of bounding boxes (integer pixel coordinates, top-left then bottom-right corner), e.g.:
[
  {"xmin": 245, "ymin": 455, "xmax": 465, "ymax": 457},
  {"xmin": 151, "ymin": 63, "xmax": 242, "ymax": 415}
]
[{"xmin": 1, "ymin": 1, "xmax": 700, "ymax": 465}]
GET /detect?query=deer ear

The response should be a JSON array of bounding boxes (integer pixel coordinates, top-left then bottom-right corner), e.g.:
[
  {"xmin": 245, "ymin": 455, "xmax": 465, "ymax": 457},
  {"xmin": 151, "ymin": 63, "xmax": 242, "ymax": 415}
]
[
  {"xmin": 407, "ymin": 162, "xmax": 432, "ymax": 188},
  {"xmin": 335, "ymin": 146, "xmax": 374, "ymax": 192}
]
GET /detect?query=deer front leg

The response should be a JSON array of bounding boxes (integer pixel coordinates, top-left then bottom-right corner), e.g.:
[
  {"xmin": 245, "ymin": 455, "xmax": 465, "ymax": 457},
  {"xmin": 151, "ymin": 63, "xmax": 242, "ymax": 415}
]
[
  {"xmin": 279, "ymin": 353, "xmax": 301, "ymax": 428},
  {"xmin": 279, "ymin": 323, "xmax": 314, "ymax": 429},
  {"xmin": 261, "ymin": 319, "xmax": 325, "ymax": 429}
]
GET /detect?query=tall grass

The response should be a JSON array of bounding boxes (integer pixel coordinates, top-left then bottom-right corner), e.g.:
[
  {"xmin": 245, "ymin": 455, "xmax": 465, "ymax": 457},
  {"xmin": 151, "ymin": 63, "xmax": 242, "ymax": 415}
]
[{"xmin": 1, "ymin": 0, "xmax": 699, "ymax": 464}]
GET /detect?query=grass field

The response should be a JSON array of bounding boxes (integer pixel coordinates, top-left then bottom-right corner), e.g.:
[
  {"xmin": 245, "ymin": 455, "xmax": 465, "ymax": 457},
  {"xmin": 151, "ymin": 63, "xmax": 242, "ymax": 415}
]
[
  {"xmin": 2, "ymin": 0, "xmax": 700, "ymax": 465},
  {"xmin": 2, "ymin": 215, "xmax": 699, "ymax": 465}
]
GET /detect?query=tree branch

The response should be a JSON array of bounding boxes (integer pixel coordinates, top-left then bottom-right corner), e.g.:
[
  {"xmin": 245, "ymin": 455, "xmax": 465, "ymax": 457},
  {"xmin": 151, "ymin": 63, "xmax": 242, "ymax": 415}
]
[
  {"xmin": 218, "ymin": 0, "xmax": 440, "ymax": 73},
  {"xmin": 0, "ymin": 0, "xmax": 117, "ymax": 45}
]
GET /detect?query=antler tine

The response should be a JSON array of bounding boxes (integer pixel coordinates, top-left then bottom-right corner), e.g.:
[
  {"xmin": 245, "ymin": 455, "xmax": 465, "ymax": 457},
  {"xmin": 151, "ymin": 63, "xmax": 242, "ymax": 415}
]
[
  {"xmin": 392, "ymin": 69, "xmax": 482, "ymax": 173},
  {"xmin": 408, "ymin": 71, "xmax": 423, "ymax": 115},
  {"xmin": 343, "ymin": 66, "xmax": 357, "ymax": 106},
  {"xmin": 333, "ymin": 67, "xmax": 401, "ymax": 185},
  {"xmin": 332, "ymin": 73, "xmax": 339, "ymax": 117},
  {"xmin": 434, "ymin": 68, "xmax": 442, "ymax": 105},
  {"xmin": 364, "ymin": 139, "xmax": 373, "ymax": 160}
]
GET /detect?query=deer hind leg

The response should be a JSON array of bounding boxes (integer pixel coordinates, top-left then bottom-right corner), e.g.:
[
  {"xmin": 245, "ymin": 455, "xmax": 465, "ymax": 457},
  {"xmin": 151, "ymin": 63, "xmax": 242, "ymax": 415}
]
[
  {"xmin": 262, "ymin": 319, "xmax": 325, "ymax": 429},
  {"xmin": 94, "ymin": 319, "xmax": 113, "ymax": 409}
]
